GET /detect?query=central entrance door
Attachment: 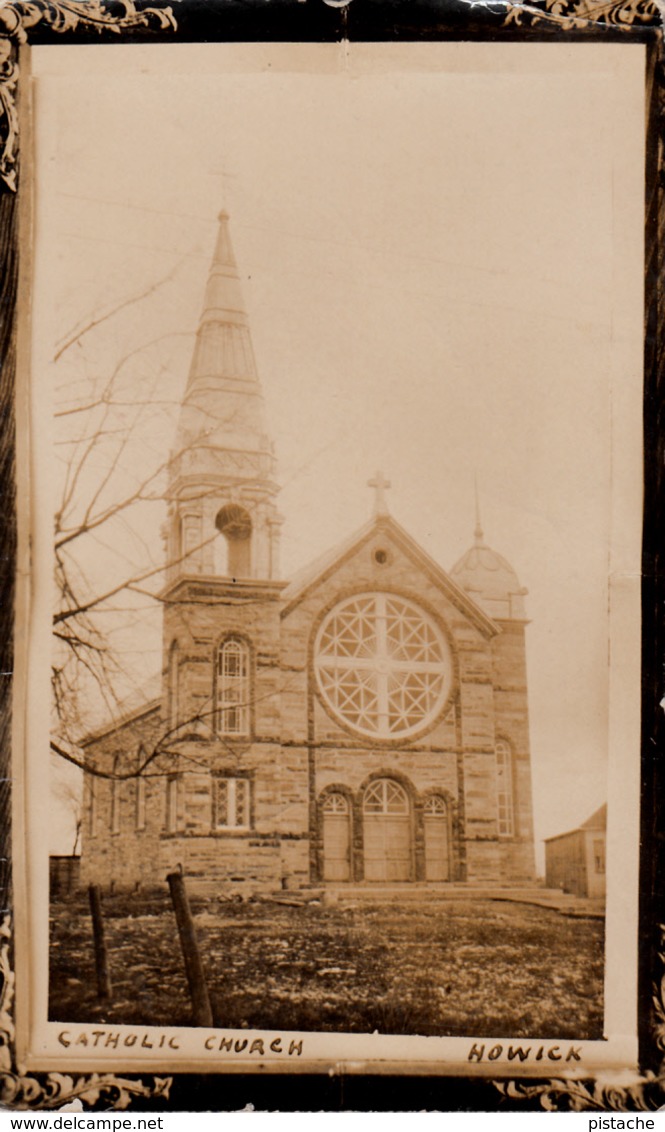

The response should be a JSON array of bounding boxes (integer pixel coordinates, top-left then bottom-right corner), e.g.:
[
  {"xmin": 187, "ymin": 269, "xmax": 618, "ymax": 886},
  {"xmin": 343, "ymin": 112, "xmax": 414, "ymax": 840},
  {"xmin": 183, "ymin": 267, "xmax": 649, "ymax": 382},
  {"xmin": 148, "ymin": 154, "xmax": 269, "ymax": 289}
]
[
  {"xmin": 322, "ymin": 792, "xmax": 351, "ymax": 881},
  {"xmin": 363, "ymin": 778, "xmax": 411, "ymax": 881}
]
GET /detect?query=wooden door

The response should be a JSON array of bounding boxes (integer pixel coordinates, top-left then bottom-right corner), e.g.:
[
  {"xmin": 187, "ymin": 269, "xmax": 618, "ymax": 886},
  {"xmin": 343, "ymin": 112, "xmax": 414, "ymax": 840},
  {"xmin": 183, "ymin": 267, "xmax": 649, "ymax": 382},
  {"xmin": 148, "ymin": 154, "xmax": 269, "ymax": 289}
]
[
  {"xmin": 424, "ymin": 795, "xmax": 450, "ymax": 881},
  {"xmin": 363, "ymin": 779, "xmax": 411, "ymax": 881},
  {"xmin": 322, "ymin": 793, "xmax": 351, "ymax": 881}
]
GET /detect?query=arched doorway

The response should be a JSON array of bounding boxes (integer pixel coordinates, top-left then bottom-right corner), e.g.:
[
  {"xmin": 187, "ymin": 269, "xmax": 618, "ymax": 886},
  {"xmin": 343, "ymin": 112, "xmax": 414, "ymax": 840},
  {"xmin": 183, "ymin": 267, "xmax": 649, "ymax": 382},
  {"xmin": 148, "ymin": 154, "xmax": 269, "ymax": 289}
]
[
  {"xmin": 423, "ymin": 794, "xmax": 450, "ymax": 881},
  {"xmin": 363, "ymin": 778, "xmax": 412, "ymax": 881},
  {"xmin": 321, "ymin": 793, "xmax": 351, "ymax": 881}
]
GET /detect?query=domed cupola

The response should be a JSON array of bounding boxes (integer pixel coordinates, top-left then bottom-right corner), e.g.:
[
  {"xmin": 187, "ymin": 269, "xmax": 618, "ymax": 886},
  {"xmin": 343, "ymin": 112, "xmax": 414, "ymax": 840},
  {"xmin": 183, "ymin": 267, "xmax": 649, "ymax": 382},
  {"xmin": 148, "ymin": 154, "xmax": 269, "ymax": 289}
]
[{"xmin": 450, "ymin": 510, "xmax": 528, "ymax": 622}]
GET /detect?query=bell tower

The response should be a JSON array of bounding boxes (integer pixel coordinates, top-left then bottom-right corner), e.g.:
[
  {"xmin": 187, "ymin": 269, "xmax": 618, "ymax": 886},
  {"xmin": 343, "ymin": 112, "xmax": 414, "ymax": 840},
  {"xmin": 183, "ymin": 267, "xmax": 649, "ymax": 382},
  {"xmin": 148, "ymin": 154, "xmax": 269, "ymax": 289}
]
[
  {"xmin": 166, "ymin": 210, "xmax": 282, "ymax": 584},
  {"xmin": 161, "ymin": 210, "xmax": 285, "ymax": 743}
]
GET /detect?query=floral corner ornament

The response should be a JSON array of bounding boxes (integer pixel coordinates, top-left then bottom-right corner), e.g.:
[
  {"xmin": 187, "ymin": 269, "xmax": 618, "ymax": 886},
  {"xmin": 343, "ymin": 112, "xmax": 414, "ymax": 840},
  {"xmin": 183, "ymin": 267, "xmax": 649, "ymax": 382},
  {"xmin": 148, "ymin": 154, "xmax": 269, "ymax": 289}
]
[
  {"xmin": 502, "ymin": 0, "xmax": 662, "ymax": 28},
  {"xmin": 495, "ymin": 1073, "xmax": 665, "ymax": 1112},
  {"xmin": 1, "ymin": 1072, "xmax": 172, "ymax": 1112},
  {"xmin": 0, "ymin": 911, "xmax": 171, "ymax": 1109},
  {"xmin": 0, "ymin": 0, "xmax": 177, "ymax": 191}
]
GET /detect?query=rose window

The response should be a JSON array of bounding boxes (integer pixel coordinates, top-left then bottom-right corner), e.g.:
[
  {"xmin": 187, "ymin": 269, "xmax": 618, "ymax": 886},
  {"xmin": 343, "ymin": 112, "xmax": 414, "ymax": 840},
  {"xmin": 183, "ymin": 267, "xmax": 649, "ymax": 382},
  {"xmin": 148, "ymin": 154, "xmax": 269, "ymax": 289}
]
[{"xmin": 314, "ymin": 593, "xmax": 452, "ymax": 739}]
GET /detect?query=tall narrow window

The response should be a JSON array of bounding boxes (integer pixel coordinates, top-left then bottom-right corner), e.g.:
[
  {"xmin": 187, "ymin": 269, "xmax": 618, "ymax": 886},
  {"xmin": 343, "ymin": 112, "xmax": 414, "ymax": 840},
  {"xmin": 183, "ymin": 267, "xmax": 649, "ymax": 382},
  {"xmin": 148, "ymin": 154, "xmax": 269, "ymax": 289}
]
[
  {"xmin": 496, "ymin": 740, "xmax": 515, "ymax": 838},
  {"xmin": 213, "ymin": 776, "xmax": 250, "ymax": 829},
  {"xmin": 136, "ymin": 775, "xmax": 146, "ymax": 831},
  {"xmin": 166, "ymin": 776, "xmax": 179, "ymax": 833},
  {"xmin": 168, "ymin": 641, "xmax": 180, "ymax": 731},
  {"xmin": 87, "ymin": 776, "xmax": 97, "ymax": 838},
  {"xmin": 110, "ymin": 775, "xmax": 121, "ymax": 835},
  {"xmin": 216, "ymin": 638, "xmax": 250, "ymax": 735},
  {"xmin": 181, "ymin": 513, "xmax": 202, "ymax": 571}
]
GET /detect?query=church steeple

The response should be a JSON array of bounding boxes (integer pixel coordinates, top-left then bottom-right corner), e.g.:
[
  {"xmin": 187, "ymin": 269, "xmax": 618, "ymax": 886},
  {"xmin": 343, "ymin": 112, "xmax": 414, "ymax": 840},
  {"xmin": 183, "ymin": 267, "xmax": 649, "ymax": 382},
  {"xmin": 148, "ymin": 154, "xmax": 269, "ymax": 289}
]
[{"xmin": 166, "ymin": 210, "xmax": 282, "ymax": 583}]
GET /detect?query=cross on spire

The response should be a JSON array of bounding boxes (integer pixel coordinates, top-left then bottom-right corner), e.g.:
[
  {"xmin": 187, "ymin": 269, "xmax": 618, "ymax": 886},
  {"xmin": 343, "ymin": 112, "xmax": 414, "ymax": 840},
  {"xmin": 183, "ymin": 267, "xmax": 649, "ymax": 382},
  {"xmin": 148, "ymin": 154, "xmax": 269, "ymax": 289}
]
[
  {"xmin": 368, "ymin": 471, "xmax": 392, "ymax": 516},
  {"xmin": 474, "ymin": 473, "xmax": 484, "ymax": 545}
]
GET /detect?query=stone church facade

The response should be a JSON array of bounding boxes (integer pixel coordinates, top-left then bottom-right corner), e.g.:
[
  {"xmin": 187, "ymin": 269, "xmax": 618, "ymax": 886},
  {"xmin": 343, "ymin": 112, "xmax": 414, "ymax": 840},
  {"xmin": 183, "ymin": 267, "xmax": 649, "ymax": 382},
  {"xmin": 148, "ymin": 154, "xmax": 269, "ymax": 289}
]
[{"xmin": 79, "ymin": 212, "xmax": 536, "ymax": 895}]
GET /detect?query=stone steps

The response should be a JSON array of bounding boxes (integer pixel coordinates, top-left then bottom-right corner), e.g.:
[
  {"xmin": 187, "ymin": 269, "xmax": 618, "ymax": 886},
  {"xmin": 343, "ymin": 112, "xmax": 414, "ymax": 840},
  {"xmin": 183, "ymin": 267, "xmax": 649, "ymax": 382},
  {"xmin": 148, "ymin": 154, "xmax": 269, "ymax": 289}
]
[{"xmin": 278, "ymin": 883, "xmax": 605, "ymax": 918}]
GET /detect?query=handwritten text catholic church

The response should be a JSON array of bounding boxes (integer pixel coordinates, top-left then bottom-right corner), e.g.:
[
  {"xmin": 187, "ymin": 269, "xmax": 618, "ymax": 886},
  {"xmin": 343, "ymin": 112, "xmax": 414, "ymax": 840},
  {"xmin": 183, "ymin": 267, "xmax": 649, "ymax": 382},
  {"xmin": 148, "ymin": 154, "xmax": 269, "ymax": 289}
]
[{"xmin": 80, "ymin": 212, "xmax": 536, "ymax": 894}]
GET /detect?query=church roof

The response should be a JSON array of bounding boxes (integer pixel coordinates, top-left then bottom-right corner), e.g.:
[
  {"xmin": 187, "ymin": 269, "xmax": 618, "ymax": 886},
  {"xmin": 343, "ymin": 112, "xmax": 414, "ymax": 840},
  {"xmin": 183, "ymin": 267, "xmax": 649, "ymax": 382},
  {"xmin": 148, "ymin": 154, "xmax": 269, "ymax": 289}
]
[
  {"xmin": 79, "ymin": 672, "xmax": 162, "ymax": 746},
  {"xmin": 580, "ymin": 804, "xmax": 607, "ymax": 831},
  {"xmin": 282, "ymin": 512, "xmax": 500, "ymax": 639},
  {"xmin": 450, "ymin": 530, "xmax": 527, "ymax": 621}
]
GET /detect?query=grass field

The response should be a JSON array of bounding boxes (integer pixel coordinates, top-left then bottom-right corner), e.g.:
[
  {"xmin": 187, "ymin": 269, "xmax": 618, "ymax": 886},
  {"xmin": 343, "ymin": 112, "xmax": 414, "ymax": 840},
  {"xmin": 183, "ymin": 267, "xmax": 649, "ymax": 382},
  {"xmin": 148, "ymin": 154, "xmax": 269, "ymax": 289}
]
[{"xmin": 49, "ymin": 892, "xmax": 604, "ymax": 1038}]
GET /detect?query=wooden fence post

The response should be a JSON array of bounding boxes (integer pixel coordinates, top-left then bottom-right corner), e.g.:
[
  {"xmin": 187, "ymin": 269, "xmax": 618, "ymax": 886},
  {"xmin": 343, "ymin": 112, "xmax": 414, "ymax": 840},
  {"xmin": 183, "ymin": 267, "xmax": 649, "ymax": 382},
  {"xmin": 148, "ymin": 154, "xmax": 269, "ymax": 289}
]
[
  {"xmin": 167, "ymin": 871, "xmax": 213, "ymax": 1027},
  {"xmin": 88, "ymin": 883, "xmax": 112, "ymax": 1001}
]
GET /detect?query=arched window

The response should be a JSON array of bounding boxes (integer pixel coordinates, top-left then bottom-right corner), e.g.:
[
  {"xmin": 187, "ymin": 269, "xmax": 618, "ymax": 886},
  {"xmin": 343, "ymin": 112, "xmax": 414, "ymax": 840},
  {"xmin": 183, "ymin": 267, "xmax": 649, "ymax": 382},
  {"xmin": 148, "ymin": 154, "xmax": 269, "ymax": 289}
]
[
  {"xmin": 215, "ymin": 504, "xmax": 252, "ymax": 579},
  {"xmin": 323, "ymin": 792, "xmax": 350, "ymax": 816},
  {"xmin": 216, "ymin": 637, "xmax": 250, "ymax": 736},
  {"xmin": 424, "ymin": 794, "xmax": 447, "ymax": 818},
  {"xmin": 168, "ymin": 641, "xmax": 180, "ymax": 731},
  {"xmin": 496, "ymin": 740, "xmax": 515, "ymax": 838},
  {"xmin": 363, "ymin": 778, "xmax": 409, "ymax": 814}
]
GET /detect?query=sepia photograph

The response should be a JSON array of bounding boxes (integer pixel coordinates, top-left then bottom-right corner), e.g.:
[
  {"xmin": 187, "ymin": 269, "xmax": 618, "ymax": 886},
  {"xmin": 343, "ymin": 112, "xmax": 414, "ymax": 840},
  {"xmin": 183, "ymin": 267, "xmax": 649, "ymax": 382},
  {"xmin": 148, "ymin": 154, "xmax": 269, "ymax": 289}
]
[{"xmin": 10, "ymin": 33, "xmax": 645, "ymax": 1084}]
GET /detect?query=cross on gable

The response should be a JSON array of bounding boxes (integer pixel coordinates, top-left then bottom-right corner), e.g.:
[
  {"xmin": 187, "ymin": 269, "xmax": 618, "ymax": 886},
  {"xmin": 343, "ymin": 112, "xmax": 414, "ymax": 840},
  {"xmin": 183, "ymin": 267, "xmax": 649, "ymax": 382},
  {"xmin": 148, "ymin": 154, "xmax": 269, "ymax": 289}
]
[{"xmin": 368, "ymin": 471, "xmax": 392, "ymax": 516}]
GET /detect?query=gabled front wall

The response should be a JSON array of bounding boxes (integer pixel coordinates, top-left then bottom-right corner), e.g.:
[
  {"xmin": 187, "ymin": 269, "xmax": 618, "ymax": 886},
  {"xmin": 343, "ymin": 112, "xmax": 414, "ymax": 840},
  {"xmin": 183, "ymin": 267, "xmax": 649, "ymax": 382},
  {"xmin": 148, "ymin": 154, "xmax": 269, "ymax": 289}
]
[{"xmin": 280, "ymin": 525, "xmax": 534, "ymax": 885}]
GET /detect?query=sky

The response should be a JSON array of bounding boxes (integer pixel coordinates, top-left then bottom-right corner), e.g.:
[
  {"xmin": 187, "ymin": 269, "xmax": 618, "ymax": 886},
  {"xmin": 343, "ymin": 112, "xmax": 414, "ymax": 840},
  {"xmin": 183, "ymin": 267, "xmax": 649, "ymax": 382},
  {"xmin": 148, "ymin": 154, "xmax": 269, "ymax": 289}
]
[{"xmin": 31, "ymin": 42, "xmax": 645, "ymax": 864}]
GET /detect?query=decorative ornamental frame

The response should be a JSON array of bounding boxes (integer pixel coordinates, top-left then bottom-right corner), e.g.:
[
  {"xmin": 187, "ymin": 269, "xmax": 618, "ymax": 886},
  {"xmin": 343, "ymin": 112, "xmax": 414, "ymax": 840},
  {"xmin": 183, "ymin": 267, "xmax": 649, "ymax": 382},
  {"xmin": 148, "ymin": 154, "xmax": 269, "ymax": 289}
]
[{"xmin": 0, "ymin": 0, "xmax": 663, "ymax": 1114}]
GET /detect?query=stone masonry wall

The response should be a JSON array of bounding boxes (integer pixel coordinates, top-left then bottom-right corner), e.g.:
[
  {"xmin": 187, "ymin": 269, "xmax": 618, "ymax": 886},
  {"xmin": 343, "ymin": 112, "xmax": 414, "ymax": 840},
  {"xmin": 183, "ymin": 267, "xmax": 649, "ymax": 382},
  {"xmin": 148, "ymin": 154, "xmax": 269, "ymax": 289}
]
[
  {"xmin": 280, "ymin": 524, "xmax": 534, "ymax": 885},
  {"xmin": 79, "ymin": 706, "xmax": 166, "ymax": 892}
]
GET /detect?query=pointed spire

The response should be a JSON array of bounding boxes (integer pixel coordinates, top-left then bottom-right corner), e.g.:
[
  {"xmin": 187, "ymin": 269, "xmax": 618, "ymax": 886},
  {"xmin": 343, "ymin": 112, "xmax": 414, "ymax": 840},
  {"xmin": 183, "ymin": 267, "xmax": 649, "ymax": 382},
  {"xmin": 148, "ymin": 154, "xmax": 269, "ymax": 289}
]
[
  {"xmin": 197, "ymin": 209, "xmax": 244, "ymax": 330},
  {"xmin": 474, "ymin": 474, "xmax": 484, "ymax": 545},
  {"xmin": 184, "ymin": 210, "xmax": 258, "ymax": 400},
  {"xmin": 175, "ymin": 210, "xmax": 269, "ymax": 457}
]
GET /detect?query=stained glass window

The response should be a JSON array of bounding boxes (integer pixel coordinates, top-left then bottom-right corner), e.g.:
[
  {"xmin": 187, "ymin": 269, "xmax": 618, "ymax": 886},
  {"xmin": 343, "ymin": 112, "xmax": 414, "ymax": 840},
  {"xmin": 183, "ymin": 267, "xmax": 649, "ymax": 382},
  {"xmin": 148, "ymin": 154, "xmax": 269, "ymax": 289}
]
[
  {"xmin": 314, "ymin": 593, "xmax": 451, "ymax": 738},
  {"xmin": 214, "ymin": 776, "xmax": 250, "ymax": 829}
]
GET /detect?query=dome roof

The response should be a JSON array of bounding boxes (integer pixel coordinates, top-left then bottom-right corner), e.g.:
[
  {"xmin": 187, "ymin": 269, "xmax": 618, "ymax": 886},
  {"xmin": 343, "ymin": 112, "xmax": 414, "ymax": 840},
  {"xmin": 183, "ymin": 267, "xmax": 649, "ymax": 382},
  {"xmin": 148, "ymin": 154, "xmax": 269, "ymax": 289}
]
[{"xmin": 450, "ymin": 532, "xmax": 527, "ymax": 621}]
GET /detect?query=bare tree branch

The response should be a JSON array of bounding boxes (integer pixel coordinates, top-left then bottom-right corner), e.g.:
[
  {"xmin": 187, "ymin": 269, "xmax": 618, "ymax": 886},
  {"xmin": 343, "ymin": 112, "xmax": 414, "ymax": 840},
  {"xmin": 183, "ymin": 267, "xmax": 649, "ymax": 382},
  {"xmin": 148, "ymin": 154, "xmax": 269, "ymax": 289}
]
[{"xmin": 54, "ymin": 258, "xmax": 188, "ymax": 363}]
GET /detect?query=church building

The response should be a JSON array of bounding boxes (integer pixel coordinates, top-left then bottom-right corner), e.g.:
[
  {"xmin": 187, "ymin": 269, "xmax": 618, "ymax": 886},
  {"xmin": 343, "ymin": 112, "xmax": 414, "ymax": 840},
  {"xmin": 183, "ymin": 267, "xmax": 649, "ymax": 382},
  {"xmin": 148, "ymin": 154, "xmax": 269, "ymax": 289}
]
[{"xmin": 79, "ymin": 212, "xmax": 536, "ymax": 894}]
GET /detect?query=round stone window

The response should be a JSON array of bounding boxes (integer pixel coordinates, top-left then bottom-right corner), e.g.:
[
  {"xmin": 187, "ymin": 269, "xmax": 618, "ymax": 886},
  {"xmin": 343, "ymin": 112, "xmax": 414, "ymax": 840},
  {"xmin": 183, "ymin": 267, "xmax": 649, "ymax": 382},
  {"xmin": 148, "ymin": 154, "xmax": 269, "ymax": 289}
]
[{"xmin": 314, "ymin": 592, "xmax": 453, "ymax": 740}]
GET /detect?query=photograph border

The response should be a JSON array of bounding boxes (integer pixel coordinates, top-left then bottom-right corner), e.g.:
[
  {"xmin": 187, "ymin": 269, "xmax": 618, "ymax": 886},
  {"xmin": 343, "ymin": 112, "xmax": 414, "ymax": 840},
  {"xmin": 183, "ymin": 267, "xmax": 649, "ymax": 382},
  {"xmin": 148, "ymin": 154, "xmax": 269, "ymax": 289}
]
[{"xmin": 1, "ymin": 0, "xmax": 663, "ymax": 1112}]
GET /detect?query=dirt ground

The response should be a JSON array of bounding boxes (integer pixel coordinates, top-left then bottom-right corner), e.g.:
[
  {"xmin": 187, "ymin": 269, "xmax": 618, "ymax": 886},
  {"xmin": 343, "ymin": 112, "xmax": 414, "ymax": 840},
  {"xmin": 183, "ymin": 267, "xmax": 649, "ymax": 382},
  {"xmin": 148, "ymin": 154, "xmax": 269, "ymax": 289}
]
[{"xmin": 49, "ymin": 892, "xmax": 604, "ymax": 1038}]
